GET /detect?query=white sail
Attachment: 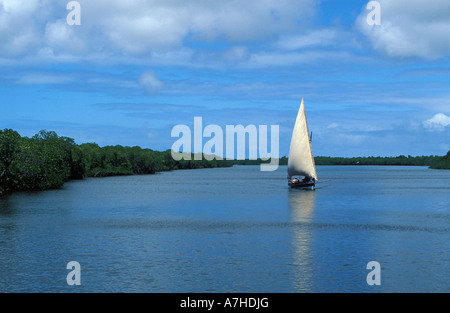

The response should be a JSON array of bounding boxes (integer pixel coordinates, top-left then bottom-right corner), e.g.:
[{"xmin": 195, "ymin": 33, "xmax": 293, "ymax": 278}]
[{"xmin": 288, "ymin": 99, "xmax": 318, "ymax": 180}]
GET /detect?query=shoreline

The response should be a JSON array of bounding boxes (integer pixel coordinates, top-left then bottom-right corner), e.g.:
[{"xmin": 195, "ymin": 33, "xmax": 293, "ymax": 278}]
[{"xmin": 1, "ymin": 129, "xmax": 449, "ymax": 194}]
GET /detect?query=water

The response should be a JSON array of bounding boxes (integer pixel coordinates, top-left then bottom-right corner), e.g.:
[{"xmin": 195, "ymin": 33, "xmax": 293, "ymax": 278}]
[{"xmin": 0, "ymin": 165, "xmax": 449, "ymax": 293}]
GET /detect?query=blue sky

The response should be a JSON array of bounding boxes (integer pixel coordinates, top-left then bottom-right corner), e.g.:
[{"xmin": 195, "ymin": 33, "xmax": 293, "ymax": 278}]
[{"xmin": 1, "ymin": 0, "xmax": 450, "ymax": 157}]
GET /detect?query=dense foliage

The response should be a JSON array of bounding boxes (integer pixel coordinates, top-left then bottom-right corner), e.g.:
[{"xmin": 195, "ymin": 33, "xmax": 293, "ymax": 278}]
[
  {"xmin": 429, "ymin": 150, "xmax": 450, "ymax": 169},
  {"xmin": 0, "ymin": 129, "xmax": 75, "ymax": 192},
  {"xmin": 0, "ymin": 129, "xmax": 232, "ymax": 193}
]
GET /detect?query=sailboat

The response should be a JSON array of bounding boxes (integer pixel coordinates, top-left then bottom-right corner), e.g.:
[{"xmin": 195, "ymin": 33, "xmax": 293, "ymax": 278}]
[{"xmin": 288, "ymin": 99, "xmax": 318, "ymax": 190}]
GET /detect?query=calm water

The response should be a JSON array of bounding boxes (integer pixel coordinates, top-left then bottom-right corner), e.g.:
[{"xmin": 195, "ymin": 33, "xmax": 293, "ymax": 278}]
[{"xmin": 0, "ymin": 165, "xmax": 449, "ymax": 293}]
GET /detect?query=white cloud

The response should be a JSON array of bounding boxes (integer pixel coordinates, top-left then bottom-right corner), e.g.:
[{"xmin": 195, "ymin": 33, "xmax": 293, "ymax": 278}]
[
  {"xmin": 423, "ymin": 113, "xmax": 450, "ymax": 131},
  {"xmin": 222, "ymin": 46, "xmax": 250, "ymax": 64},
  {"xmin": 44, "ymin": 19, "xmax": 87, "ymax": 55},
  {"xmin": 0, "ymin": 0, "xmax": 316, "ymax": 60},
  {"xmin": 18, "ymin": 73, "xmax": 74, "ymax": 85},
  {"xmin": 244, "ymin": 50, "xmax": 355, "ymax": 68},
  {"xmin": 276, "ymin": 29, "xmax": 340, "ymax": 51},
  {"xmin": 139, "ymin": 71, "xmax": 163, "ymax": 94},
  {"xmin": 357, "ymin": 0, "xmax": 450, "ymax": 59},
  {"xmin": 0, "ymin": 0, "xmax": 45, "ymax": 57},
  {"xmin": 327, "ymin": 123, "xmax": 339, "ymax": 129}
]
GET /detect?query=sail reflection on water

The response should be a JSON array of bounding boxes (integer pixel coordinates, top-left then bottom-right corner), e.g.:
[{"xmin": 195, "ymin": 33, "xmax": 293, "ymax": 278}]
[{"xmin": 288, "ymin": 190, "xmax": 317, "ymax": 292}]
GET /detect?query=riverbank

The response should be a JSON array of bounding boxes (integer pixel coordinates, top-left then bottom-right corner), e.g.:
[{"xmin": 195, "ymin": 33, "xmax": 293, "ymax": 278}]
[
  {"xmin": 429, "ymin": 151, "xmax": 450, "ymax": 169},
  {"xmin": 1, "ymin": 128, "xmax": 449, "ymax": 193},
  {"xmin": 233, "ymin": 154, "xmax": 449, "ymax": 168},
  {"xmin": 0, "ymin": 129, "xmax": 232, "ymax": 194}
]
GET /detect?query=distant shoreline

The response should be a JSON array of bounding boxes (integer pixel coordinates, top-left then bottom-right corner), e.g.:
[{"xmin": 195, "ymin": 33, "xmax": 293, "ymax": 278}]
[
  {"xmin": 233, "ymin": 154, "xmax": 449, "ymax": 168},
  {"xmin": 1, "ymin": 128, "xmax": 449, "ymax": 193}
]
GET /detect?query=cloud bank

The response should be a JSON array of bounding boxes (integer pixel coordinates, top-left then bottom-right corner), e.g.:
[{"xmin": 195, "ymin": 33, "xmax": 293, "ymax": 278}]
[
  {"xmin": 0, "ymin": 0, "xmax": 316, "ymax": 61},
  {"xmin": 357, "ymin": 0, "xmax": 450, "ymax": 59}
]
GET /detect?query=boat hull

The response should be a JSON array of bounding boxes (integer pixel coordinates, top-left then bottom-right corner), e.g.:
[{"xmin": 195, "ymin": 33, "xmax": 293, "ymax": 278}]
[{"xmin": 288, "ymin": 181, "xmax": 315, "ymax": 190}]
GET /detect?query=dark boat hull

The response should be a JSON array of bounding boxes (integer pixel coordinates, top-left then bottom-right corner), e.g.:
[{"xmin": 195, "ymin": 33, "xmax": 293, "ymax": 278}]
[{"xmin": 288, "ymin": 181, "xmax": 315, "ymax": 190}]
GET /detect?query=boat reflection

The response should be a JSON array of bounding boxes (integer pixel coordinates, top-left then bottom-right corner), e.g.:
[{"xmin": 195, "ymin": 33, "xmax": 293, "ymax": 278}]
[{"xmin": 288, "ymin": 189, "xmax": 316, "ymax": 292}]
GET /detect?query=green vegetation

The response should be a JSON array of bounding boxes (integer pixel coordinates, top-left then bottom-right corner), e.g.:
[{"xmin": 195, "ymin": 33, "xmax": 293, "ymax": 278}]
[
  {"xmin": 429, "ymin": 150, "xmax": 450, "ymax": 169},
  {"xmin": 0, "ymin": 129, "xmax": 75, "ymax": 192},
  {"xmin": 1, "ymin": 128, "xmax": 448, "ymax": 193},
  {"xmin": 0, "ymin": 129, "xmax": 232, "ymax": 193},
  {"xmin": 232, "ymin": 154, "xmax": 447, "ymax": 167},
  {"xmin": 314, "ymin": 155, "xmax": 443, "ymax": 166}
]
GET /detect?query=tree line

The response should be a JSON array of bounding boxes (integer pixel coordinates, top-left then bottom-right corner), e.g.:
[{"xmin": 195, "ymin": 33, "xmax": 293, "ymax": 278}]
[
  {"xmin": 232, "ymin": 154, "xmax": 450, "ymax": 167},
  {"xmin": 1, "ymin": 128, "xmax": 449, "ymax": 193},
  {"xmin": 429, "ymin": 150, "xmax": 450, "ymax": 169},
  {"xmin": 313, "ymin": 155, "xmax": 445, "ymax": 166},
  {"xmin": 0, "ymin": 129, "xmax": 232, "ymax": 193}
]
